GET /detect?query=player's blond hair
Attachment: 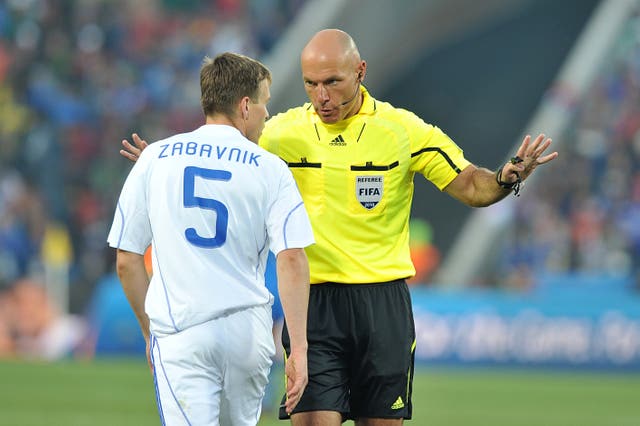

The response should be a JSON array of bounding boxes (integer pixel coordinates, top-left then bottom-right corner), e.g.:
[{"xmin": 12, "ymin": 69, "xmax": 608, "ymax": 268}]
[{"xmin": 200, "ymin": 52, "xmax": 271, "ymax": 118}]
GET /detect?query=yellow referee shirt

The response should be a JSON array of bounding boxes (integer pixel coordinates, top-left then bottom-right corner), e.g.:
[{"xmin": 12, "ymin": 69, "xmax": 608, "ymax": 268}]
[{"xmin": 260, "ymin": 86, "xmax": 471, "ymax": 284}]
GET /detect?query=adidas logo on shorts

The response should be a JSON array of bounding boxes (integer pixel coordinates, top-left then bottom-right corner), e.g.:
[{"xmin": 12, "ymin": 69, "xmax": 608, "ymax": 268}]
[{"xmin": 391, "ymin": 396, "xmax": 404, "ymax": 410}]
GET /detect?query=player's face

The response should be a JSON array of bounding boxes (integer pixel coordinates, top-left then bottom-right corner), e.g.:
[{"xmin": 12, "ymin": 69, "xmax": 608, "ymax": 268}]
[
  {"xmin": 246, "ymin": 79, "xmax": 271, "ymax": 143},
  {"xmin": 302, "ymin": 58, "xmax": 361, "ymax": 124}
]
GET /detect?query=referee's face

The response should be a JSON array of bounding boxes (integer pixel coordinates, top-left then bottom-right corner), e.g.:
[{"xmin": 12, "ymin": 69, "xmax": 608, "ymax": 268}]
[{"xmin": 302, "ymin": 56, "xmax": 362, "ymax": 124}]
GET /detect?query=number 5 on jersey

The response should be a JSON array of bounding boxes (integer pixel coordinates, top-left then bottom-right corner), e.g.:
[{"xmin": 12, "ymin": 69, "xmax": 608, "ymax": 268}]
[{"xmin": 183, "ymin": 166, "xmax": 231, "ymax": 248}]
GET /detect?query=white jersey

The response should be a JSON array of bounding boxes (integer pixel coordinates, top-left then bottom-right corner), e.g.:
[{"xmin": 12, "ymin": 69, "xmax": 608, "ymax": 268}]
[{"xmin": 107, "ymin": 124, "xmax": 314, "ymax": 336}]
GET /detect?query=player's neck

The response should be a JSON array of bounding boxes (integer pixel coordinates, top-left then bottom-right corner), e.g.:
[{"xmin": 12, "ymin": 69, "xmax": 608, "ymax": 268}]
[
  {"xmin": 206, "ymin": 114, "xmax": 235, "ymax": 126},
  {"xmin": 205, "ymin": 114, "xmax": 251, "ymax": 140}
]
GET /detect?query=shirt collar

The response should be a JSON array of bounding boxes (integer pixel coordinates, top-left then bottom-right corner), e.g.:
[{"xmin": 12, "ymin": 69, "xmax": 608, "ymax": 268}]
[{"xmin": 357, "ymin": 85, "xmax": 377, "ymax": 116}]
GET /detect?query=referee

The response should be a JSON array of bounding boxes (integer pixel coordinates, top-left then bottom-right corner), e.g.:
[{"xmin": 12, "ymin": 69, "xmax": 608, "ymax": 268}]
[{"xmin": 260, "ymin": 29, "xmax": 558, "ymax": 425}]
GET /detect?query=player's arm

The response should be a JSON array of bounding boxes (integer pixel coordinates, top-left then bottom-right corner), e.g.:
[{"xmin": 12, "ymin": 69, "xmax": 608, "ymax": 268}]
[
  {"xmin": 276, "ymin": 247, "xmax": 310, "ymax": 415},
  {"xmin": 444, "ymin": 133, "xmax": 558, "ymax": 207},
  {"xmin": 120, "ymin": 133, "xmax": 148, "ymax": 162},
  {"xmin": 115, "ymin": 248, "xmax": 152, "ymax": 368}
]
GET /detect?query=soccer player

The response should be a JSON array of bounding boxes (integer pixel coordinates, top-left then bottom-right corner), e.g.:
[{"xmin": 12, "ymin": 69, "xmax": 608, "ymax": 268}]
[
  {"xmin": 121, "ymin": 30, "xmax": 558, "ymax": 425},
  {"xmin": 108, "ymin": 52, "xmax": 314, "ymax": 425}
]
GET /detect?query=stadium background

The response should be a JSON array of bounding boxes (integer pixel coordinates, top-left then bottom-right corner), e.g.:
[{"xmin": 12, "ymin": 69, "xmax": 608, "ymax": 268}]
[{"xmin": 0, "ymin": 0, "xmax": 639, "ymax": 425}]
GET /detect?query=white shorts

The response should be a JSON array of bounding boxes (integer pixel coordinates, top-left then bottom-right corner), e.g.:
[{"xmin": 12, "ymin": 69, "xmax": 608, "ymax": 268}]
[{"xmin": 150, "ymin": 304, "xmax": 275, "ymax": 425}]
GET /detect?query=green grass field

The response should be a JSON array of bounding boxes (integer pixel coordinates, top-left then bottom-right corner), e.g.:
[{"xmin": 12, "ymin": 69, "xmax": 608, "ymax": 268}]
[{"xmin": 0, "ymin": 358, "xmax": 638, "ymax": 426}]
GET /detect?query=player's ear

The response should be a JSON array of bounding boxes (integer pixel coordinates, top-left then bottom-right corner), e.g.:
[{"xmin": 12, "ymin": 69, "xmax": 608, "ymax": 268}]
[{"xmin": 240, "ymin": 97, "xmax": 250, "ymax": 120}]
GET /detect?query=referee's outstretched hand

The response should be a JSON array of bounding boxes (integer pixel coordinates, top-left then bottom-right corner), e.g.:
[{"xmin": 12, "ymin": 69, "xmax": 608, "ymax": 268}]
[
  {"xmin": 120, "ymin": 133, "xmax": 148, "ymax": 163},
  {"xmin": 284, "ymin": 349, "xmax": 308, "ymax": 414},
  {"xmin": 501, "ymin": 133, "xmax": 558, "ymax": 183}
]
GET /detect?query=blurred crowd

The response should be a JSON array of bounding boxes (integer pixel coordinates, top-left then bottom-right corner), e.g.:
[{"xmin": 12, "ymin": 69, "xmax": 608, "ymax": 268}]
[
  {"xmin": 496, "ymin": 8, "xmax": 640, "ymax": 290},
  {"xmin": 0, "ymin": 277, "xmax": 85, "ymax": 359},
  {"xmin": 0, "ymin": 0, "xmax": 306, "ymax": 360}
]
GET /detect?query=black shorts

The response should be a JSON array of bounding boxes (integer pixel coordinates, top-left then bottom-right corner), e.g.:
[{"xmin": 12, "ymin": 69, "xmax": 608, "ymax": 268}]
[{"xmin": 279, "ymin": 279, "xmax": 415, "ymax": 421}]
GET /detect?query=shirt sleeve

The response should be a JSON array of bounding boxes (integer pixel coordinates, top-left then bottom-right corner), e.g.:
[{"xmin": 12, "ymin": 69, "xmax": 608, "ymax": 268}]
[
  {"xmin": 407, "ymin": 111, "xmax": 471, "ymax": 190},
  {"xmin": 266, "ymin": 161, "xmax": 315, "ymax": 255},
  {"xmin": 106, "ymin": 152, "xmax": 153, "ymax": 254}
]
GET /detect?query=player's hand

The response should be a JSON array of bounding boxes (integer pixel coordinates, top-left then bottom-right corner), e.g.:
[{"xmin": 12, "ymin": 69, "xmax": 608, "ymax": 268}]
[
  {"xmin": 120, "ymin": 133, "xmax": 148, "ymax": 163},
  {"xmin": 284, "ymin": 349, "xmax": 308, "ymax": 414},
  {"xmin": 501, "ymin": 133, "xmax": 558, "ymax": 183}
]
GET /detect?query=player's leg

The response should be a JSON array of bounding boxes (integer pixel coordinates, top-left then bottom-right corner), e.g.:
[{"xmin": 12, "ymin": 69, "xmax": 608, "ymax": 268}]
[
  {"xmin": 349, "ymin": 280, "xmax": 415, "ymax": 424},
  {"xmin": 262, "ymin": 319, "xmax": 285, "ymax": 413},
  {"xmin": 150, "ymin": 324, "xmax": 224, "ymax": 425},
  {"xmin": 279, "ymin": 283, "xmax": 351, "ymax": 425},
  {"xmin": 220, "ymin": 304, "xmax": 274, "ymax": 425},
  {"xmin": 291, "ymin": 410, "xmax": 343, "ymax": 426}
]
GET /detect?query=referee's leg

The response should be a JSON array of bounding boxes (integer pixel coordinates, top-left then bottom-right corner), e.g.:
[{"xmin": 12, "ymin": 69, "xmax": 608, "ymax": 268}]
[
  {"xmin": 350, "ymin": 280, "xmax": 415, "ymax": 426},
  {"xmin": 291, "ymin": 411, "xmax": 343, "ymax": 426}
]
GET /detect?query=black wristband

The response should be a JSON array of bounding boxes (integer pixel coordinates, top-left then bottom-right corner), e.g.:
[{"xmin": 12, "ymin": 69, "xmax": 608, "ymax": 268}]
[{"xmin": 495, "ymin": 166, "xmax": 522, "ymax": 197}]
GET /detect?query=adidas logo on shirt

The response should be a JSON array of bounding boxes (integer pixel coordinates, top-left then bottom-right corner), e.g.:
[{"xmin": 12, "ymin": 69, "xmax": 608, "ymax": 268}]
[
  {"xmin": 391, "ymin": 396, "xmax": 404, "ymax": 410},
  {"xmin": 329, "ymin": 134, "xmax": 346, "ymax": 146}
]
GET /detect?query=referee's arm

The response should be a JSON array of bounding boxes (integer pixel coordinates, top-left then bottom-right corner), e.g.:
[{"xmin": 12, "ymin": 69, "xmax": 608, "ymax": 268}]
[
  {"xmin": 444, "ymin": 133, "xmax": 557, "ymax": 206},
  {"xmin": 444, "ymin": 164, "xmax": 514, "ymax": 207}
]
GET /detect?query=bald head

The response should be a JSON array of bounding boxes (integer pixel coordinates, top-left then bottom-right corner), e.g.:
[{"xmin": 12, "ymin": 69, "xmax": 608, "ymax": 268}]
[{"xmin": 301, "ymin": 29, "xmax": 361, "ymax": 67}]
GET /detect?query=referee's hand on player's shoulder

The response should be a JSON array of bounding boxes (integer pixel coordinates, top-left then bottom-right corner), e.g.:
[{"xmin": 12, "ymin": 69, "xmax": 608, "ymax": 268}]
[{"xmin": 120, "ymin": 133, "xmax": 148, "ymax": 163}]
